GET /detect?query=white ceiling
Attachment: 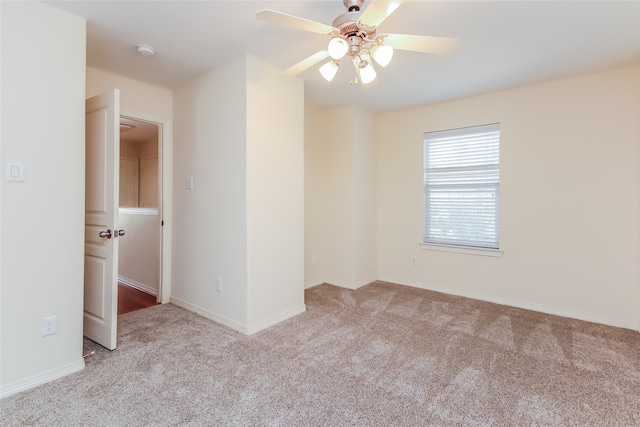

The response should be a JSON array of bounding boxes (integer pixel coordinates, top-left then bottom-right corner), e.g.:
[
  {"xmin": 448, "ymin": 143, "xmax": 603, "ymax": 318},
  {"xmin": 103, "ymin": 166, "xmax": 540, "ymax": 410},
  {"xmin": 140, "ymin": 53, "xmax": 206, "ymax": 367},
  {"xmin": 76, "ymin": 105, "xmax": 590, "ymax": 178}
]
[{"xmin": 47, "ymin": 0, "xmax": 640, "ymax": 112}]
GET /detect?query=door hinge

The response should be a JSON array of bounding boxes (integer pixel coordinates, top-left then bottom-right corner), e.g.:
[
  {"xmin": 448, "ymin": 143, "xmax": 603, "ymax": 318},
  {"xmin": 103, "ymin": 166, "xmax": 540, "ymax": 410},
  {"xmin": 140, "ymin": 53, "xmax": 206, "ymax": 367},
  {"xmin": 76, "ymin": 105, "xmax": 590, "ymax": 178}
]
[{"xmin": 161, "ymin": 220, "xmax": 164, "ymax": 226}]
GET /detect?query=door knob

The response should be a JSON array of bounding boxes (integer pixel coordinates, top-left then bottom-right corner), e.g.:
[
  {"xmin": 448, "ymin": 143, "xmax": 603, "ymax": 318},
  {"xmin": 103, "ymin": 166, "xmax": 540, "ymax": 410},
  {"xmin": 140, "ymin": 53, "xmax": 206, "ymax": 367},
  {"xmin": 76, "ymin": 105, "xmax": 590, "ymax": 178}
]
[
  {"xmin": 114, "ymin": 229, "xmax": 126, "ymax": 238},
  {"xmin": 98, "ymin": 229, "xmax": 112, "ymax": 239}
]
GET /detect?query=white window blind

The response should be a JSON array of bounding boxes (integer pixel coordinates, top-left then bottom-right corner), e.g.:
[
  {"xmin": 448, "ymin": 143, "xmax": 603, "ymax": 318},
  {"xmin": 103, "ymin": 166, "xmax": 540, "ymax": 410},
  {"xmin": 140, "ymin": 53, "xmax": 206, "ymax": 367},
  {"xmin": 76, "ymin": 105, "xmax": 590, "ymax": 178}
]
[{"xmin": 423, "ymin": 123, "xmax": 500, "ymax": 249}]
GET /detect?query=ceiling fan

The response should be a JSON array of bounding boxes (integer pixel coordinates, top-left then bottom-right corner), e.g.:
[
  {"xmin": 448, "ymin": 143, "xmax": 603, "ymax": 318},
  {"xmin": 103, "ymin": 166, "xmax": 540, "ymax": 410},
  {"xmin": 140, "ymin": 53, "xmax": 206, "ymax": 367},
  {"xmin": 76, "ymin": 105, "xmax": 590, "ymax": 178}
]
[{"xmin": 257, "ymin": 0, "xmax": 458, "ymax": 85}]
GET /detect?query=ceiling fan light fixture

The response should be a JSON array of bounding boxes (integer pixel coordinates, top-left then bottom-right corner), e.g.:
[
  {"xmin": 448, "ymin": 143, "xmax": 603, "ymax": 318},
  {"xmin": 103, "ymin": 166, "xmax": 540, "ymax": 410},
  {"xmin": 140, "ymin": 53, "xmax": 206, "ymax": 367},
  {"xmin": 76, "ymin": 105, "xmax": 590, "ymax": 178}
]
[
  {"xmin": 328, "ymin": 37, "xmax": 348, "ymax": 60},
  {"xmin": 358, "ymin": 59, "xmax": 376, "ymax": 84},
  {"xmin": 319, "ymin": 60, "xmax": 340, "ymax": 82},
  {"xmin": 256, "ymin": 0, "xmax": 459, "ymax": 87},
  {"xmin": 371, "ymin": 44, "xmax": 393, "ymax": 67}
]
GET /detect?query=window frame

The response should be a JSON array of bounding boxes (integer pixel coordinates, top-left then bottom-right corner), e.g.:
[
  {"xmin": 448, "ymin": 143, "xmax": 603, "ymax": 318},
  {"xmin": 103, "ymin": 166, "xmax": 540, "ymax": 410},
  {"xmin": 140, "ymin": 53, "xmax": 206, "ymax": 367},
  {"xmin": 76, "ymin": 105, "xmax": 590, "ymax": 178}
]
[{"xmin": 422, "ymin": 123, "xmax": 501, "ymax": 254}]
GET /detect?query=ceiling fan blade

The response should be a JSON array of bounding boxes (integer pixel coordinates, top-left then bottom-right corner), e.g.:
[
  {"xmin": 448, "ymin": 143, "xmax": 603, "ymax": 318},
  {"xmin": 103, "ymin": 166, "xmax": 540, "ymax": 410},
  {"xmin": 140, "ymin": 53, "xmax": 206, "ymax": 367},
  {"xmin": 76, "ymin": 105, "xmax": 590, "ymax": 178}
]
[
  {"xmin": 359, "ymin": 1, "xmax": 403, "ymax": 28},
  {"xmin": 383, "ymin": 34, "xmax": 459, "ymax": 54},
  {"xmin": 257, "ymin": 9, "xmax": 336, "ymax": 35},
  {"xmin": 284, "ymin": 50, "xmax": 331, "ymax": 76}
]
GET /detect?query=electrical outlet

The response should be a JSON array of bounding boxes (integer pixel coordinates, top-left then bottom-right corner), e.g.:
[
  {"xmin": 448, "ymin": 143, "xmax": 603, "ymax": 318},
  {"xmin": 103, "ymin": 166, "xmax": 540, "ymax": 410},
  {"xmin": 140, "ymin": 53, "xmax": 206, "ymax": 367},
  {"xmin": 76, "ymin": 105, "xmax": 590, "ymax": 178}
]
[
  {"xmin": 411, "ymin": 256, "xmax": 418, "ymax": 265},
  {"xmin": 42, "ymin": 315, "xmax": 58, "ymax": 337},
  {"xmin": 215, "ymin": 277, "xmax": 222, "ymax": 293}
]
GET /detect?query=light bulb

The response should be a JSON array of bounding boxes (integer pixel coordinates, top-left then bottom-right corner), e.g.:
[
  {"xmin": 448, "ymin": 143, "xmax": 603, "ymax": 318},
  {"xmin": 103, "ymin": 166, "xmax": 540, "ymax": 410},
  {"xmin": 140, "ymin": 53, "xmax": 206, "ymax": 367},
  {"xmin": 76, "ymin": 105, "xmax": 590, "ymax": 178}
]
[
  {"xmin": 319, "ymin": 60, "xmax": 340, "ymax": 82},
  {"xmin": 328, "ymin": 37, "xmax": 348, "ymax": 60},
  {"xmin": 371, "ymin": 45, "xmax": 393, "ymax": 67},
  {"xmin": 358, "ymin": 60, "xmax": 376, "ymax": 84}
]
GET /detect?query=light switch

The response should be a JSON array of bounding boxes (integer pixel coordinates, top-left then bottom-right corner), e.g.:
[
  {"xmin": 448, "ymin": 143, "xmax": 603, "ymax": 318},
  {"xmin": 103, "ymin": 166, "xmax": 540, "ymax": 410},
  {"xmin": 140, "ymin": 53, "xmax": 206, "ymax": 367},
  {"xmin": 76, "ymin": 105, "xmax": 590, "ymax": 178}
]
[
  {"xmin": 186, "ymin": 177, "xmax": 194, "ymax": 190},
  {"xmin": 6, "ymin": 161, "xmax": 24, "ymax": 182}
]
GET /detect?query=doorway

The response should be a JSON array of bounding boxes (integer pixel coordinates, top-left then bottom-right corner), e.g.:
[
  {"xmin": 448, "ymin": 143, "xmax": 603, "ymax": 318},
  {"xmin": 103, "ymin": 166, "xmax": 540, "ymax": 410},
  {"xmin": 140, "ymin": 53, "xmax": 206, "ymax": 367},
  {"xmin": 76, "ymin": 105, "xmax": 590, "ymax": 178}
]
[
  {"xmin": 84, "ymin": 91, "xmax": 172, "ymax": 351},
  {"xmin": 118, "ymin": 116, "xmax": 161, "ymax": 312}
]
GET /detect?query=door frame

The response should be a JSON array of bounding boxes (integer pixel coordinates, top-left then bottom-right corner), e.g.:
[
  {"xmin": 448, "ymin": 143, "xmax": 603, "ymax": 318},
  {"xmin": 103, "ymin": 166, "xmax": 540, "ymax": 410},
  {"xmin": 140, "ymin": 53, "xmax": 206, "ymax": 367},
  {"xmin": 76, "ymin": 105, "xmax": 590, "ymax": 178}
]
[{"xmin": 121, "ymin": 108, "xmax": 172, "ymax": 303}]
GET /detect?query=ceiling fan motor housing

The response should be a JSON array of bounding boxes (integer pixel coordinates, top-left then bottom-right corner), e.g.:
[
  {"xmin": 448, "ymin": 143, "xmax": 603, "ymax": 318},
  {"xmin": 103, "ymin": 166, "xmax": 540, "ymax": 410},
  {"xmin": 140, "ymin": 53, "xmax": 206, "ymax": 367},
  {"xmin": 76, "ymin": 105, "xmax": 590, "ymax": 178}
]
[
  {"xmin": 332, "ymin": 11, "xmax": 361, "ymax": 35},
  {"xmin": 333, "ymin": 10, "xmax": 376, "ymax": 37},
  {"xmin": 332, "ymin": 7, "xmax": 377, "ymax": 58},
  {"xmin": 343, "ymin": 0, "xmax": 364, "ymax": 12}
]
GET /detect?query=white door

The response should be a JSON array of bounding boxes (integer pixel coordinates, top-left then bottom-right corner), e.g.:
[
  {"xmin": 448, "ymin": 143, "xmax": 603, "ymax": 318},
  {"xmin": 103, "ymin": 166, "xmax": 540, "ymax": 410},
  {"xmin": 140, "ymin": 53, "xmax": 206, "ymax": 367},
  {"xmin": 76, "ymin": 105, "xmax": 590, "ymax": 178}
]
[{"xmin": 84, "ymin": 89, "xmax": 121, "ymax": 350}]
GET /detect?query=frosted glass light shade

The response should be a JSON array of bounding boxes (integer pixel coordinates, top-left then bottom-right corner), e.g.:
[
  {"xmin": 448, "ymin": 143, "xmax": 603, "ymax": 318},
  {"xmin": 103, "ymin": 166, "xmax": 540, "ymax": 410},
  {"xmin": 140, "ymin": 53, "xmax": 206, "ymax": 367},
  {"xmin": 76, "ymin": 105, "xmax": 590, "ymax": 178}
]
[
  {"xmin": 319, "ymin": 60, "xmax": 340, "ymax": 81},
  {"xmin": 359, "ymin": 62, "xmax": 377, "ymax": 84},
  {"xmin": 371, "ymin": 45, "xmax": 393, "ymax": 67},
  {"xmin": 328, "ymin": 37, "xmax": 348, "ymax": 60}
]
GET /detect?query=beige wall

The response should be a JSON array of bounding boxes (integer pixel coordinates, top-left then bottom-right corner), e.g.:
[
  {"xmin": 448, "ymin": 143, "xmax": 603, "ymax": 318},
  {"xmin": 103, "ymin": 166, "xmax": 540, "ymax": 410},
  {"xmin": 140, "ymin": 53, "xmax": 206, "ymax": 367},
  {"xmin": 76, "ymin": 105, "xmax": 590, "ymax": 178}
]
[
  {"xmin": 120, "ymin": 138, "xmax": 158, "ymax": 207},
  {"xmin": 245, "ymin": 55, "xmax": 305, "ymax": 328},
  {"xmin": 86, "ymin": 67, "xmax": 172, "ymax": 119},
  {"xmin": 1, "ymin": 1, "xmax": 87, "ymax": 396},
  {"xmin": 352, "ymin": 107, "xmax": 377, "ymax": 288},
  {"xmin": 118, "ymin": 212, "xmax": 160, "ymax": 295},
  {"xmin": 118, "ymin": 135, "xmax": 160, "ymax": 293},
  {"xmin": 172, "ymin": 55, "xmax": 305, "ymax": 333},
  {"xmin": 375, "ymin": 64, "xmax": 640, "ymax": 330},
  {"xmin": 304, "ymin": 105, "xmax": 329, "ymax": 288},
  {"xmin": 172, "ymin": 56, "xmax": 250, "ymax": 328},
  {"xmin": 304, "ymin": 106, "xmax": 377, "ymax": 290}
]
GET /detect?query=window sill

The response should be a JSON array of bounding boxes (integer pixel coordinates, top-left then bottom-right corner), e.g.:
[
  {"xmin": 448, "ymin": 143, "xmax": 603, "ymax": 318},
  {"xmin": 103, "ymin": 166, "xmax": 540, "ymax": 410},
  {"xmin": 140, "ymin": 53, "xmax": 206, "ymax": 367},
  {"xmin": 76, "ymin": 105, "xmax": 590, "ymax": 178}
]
[{"xmin": 419, "ymin": 242, "xmax": 503, "ymax": 258}]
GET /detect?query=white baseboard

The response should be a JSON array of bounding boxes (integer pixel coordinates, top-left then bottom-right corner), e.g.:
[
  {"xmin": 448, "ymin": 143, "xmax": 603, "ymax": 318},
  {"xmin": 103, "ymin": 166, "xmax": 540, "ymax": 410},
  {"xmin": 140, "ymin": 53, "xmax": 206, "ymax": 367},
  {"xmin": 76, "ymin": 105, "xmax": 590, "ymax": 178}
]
[
  {"xmin": 170, "ymin": 297, "xmax": 246, "ymax": 333},
  {"xmin": 304, "ymin": 281, "xmax": 325, "ymax": 289},
  {"xmin": 0, "ymin": 359, "xmax": 85, "ymax": 399},
  {"xmin": 119, "ymin": 276, "xmax": 158, "ymax": 297},
  {"xmin": 325, "ymin": 275, "xmax": 377, "ymax": 290},
  {"xmin": 169, "ymin": 297, "xmax": 306, "ymax": 336},
  {"xmin": 246, "ymin": 304, "xmax": 307, "ymax": 335},
  {"xmin": 378, "ymin": 276, "xmax": 636, "ymax": 331}
]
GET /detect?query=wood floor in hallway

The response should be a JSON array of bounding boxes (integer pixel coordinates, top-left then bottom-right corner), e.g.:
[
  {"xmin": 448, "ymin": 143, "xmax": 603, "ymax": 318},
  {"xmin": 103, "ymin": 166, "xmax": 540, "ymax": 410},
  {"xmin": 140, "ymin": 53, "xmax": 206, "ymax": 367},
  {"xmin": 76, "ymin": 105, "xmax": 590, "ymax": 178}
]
[{"xmin": 118, "ymin": 283, "xmax": 158, "ymax": 315}]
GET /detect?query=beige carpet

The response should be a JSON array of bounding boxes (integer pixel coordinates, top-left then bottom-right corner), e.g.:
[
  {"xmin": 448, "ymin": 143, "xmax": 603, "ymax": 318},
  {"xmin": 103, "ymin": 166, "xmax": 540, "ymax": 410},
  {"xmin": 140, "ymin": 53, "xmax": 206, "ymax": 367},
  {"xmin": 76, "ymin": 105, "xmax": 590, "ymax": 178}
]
[{"xmin": 2, "ymin": 281, "xmax": 640, "ymax": 426}]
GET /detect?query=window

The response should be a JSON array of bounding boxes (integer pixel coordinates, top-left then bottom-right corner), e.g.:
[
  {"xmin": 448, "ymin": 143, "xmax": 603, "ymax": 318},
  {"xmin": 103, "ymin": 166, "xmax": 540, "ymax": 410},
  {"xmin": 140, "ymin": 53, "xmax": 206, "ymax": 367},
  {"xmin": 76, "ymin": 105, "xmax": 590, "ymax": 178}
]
[{"xmin": 423, "ymin": 123, "xmax": 500, "ymax": 249}]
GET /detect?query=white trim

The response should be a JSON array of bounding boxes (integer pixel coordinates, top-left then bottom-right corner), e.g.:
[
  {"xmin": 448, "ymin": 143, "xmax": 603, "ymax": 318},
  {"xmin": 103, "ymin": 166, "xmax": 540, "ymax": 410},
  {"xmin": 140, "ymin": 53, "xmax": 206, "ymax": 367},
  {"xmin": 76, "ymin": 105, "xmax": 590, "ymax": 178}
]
[
  {"xmin": 118, "ymin": 276, "xmax": 158, "ymax": 297},
  {"xmin": 324, "ymin": 276, "xmax": 377, "ymax": 290},
  {"xmin": 119, "ymin": 207, "xmax": 159, "ymax": 215},
  {"xmin": 304, "ymin": 282, "xmax": 324, "ymax": 290},
  {"xmin": 245, "ymin": 304, "xmax": 307, "ymax": 335},
  {"xmin": 304, "ymin": 280, "xmax": 325, "ymax": 289},
  {"xmin": 170, "ymin": 297, "xmax": 246, "ymax": 333},
  {"xmin": 120, "ymin": 108, "xmax": 172, "ymax": 304},
  {"xmin": 420, "ymin": 242, "xmax": 503, "ymax": 258},
  {"xmin": 169, "ymin": 297, "xmax": 306, "ymax": 336},
  {"xmin": 378, "ymin": 276, "xmax": 636, "ymax": 331},
  {"xmin": 0, "ymin": 359, "xmax": 85, "ymax": 399}
]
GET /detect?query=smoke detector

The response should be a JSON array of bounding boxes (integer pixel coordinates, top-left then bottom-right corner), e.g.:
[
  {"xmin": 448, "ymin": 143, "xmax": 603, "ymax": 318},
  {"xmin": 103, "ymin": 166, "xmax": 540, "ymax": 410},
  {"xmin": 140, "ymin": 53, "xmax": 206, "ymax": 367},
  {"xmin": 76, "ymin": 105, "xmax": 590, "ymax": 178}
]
[{"xmin": 136, "ymin": 44, "xmax": 155, "ymax": 56}]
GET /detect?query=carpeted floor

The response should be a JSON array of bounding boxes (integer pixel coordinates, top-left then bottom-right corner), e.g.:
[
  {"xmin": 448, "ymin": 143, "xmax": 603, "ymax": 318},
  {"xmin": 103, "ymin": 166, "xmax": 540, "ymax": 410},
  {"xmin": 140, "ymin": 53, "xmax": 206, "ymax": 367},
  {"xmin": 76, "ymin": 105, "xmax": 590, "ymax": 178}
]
[{"xmin": 2, "ymin": 281, "xmax": 640, "ymax": 426}]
